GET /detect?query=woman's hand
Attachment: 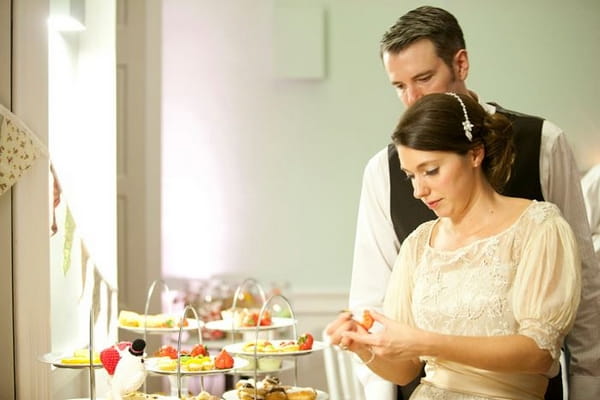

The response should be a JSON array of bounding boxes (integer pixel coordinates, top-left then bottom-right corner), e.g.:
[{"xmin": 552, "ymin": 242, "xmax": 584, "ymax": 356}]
[
  {"xmin": 325, "ymin": 311, "xmax": 360, "ymax": 348},
  {"xmin": 342, "ymin": 310, "xmax": 427, "ymax": 361}
]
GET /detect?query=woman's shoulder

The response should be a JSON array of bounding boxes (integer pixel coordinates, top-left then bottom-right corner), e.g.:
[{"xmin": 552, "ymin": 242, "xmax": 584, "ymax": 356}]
[
  {"xmin": 512, "ymin": 200, "xmax": 569, "ymax": 236},
  {"xmin": 404, "ymin": 219, "xmax": 437, "ymax": 245},
  {"xmin": 523, "ymin": 200, "xmax": 562, "ymax": 221}
]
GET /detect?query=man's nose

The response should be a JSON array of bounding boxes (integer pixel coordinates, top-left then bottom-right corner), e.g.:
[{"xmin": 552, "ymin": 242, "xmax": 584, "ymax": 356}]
[{"xmin": 404, "ymin": 87, "xmax": 423, "ymax": 106}]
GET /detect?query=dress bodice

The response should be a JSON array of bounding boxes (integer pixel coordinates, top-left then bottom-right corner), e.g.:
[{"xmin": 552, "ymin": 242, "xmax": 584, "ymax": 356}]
[{"xmin": 384, "ymin": 201, "xmax": 581, "ymax": 400}]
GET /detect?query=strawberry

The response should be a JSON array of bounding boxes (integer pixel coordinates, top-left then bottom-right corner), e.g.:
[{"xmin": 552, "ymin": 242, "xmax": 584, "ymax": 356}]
[
  {"xmin": 214, "ymin": 349, "xmax": 234, "ymax": 369},
  {"xmin": 259, "ymin": 310, "xmax": 272, "ymax": 326},
  {"xmin": 297, "ymin": 333, "xmax": 314, "ymax": 351},
  {"xmin": 361, "ymin": 310, "xmax": 374, "ymax": 331},
  {"xmin": 190, "ymin": 344, "xmax": 209, "ymax": 357},
  {"xmin": 100, "ymin": 341, "xmax": 133, "ymax": 375},
  {"xmin": 100, "ymin": 346, "xmax": 121, "ymax": 376},
  {"xmin": 155, "ymin": 345, "xmax": 178, "ymax": 359}
]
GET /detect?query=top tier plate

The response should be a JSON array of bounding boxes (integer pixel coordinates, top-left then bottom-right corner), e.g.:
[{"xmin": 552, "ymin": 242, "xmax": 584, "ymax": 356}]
[{"xmin": 204, "ymin": 317, "xmax": 295, "ymax": 332}]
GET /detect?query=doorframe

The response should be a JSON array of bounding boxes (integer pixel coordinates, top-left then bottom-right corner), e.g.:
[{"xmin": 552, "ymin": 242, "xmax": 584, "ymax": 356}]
[{"xmin": 0, "ymin": 0, "xmax": 15, "ymax": 397}]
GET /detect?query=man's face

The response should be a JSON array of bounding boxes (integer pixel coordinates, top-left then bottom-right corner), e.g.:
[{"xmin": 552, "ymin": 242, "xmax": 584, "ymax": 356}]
[{"xmin": 383, "ymin": 39, "xmax": 466, "ymax": 107}]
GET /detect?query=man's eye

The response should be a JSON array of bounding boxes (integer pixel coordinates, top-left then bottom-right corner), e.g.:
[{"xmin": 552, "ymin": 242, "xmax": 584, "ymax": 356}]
[{"xmin": 417, "ymin": 75, "xmax": 432, "ymax": 83}]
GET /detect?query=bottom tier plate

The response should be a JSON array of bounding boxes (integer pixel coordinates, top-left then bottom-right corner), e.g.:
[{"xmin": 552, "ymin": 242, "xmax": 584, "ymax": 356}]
[{"xmin": 222, "ymin": 388, "xmax": 329, "ymax": 400}]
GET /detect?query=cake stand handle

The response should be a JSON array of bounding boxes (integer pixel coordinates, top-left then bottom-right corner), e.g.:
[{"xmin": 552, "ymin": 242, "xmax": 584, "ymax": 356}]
[
  {"xmin": 255, "ymin": 294, "xmax": 298, "ymax": 387},
  {"xmin": 230, "ymin": 278, "xmax": 267, "ymax": 341},
  {"xmin": 176, "ymin": 304, "xmax": 203, "ymax": 397},
  {"xmin": 88, "ymin": 306, "xmax": 96, "ymax": 400}
]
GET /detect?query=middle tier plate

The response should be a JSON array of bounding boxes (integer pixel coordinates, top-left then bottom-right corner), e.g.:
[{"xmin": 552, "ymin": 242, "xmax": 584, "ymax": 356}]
[
  {"xmin": 119, "ymin": 318, "xmax": 204, "ymax": 335},
  {"xmin": 145, "ymin": 356, "xmax": 249, "ymax": 376},
  {"xmin": 223, "ymin": 340, "xmax": 328, "ymax": 357}
]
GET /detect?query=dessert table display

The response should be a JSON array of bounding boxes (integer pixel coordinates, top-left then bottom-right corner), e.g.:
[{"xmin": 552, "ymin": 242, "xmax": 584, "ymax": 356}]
[
  {"xmin": 216, "ymin": 279, "xmax": 329, "ymax": 400},
  {"xmin": 119, "ymin": 280, "xmax": 235, "ymax": 399},
  {"xmin": 40, "ymin": 278, "xmax": 329, "ymax": 399}
]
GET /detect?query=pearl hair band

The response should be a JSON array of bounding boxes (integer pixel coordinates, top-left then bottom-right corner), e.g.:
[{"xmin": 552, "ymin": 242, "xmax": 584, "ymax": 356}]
[{"xmin": 446, "ymin": 92, "xmax": 474, "ymax": 141}]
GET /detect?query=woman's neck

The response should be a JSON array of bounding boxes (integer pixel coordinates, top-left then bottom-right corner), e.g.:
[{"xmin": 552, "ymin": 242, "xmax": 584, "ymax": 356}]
[
  {"xmin": 434, "ymin": 185, "xmax": 509, "ymax": 249},
  {"xmin": 454, "ymin": 199, "xmax": 501, "ymax": 238}
]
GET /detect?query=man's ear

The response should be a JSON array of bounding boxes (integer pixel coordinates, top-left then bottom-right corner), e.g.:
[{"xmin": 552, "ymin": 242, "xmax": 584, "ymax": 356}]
[{"xmin": 454, "ymin": 49, "xmax": 469, "ymax": 81}]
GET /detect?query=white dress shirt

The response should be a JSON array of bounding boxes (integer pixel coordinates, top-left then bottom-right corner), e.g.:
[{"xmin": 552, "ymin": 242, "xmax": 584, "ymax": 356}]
[
  {"xmin": 348, "ymin": 102, "xmax": 600, "ymax": 400},
  {"xmin": 582, "ymin": 164, "xmax": 600, "ymax": 256}
]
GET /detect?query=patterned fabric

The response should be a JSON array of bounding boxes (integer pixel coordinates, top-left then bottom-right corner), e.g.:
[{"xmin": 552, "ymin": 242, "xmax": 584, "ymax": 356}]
[
  {"xmin": 384, "ymin": 201, "xmax": 581, "ymax": 400},
  {"xmin": 0, "ymin": 104, "xmax": 46, "ymax": 196}
]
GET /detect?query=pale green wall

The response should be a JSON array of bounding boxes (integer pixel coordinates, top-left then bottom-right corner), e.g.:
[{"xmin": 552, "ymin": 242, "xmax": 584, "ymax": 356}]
[{"xmin": 161, "ymin": 0, "xmax": 600, "ymax": 292}]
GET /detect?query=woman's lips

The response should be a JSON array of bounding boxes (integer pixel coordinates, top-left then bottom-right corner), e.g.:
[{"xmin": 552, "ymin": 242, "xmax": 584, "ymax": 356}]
[{"xmin": 426, "ymin": 199, "xmax": 441, "ymax": 209}]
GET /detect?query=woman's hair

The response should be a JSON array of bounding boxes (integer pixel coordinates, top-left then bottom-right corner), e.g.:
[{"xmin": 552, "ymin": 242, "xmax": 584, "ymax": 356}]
[{"xmin": 391, "ymin": 93, "xmax": 515, "ymax": 192}]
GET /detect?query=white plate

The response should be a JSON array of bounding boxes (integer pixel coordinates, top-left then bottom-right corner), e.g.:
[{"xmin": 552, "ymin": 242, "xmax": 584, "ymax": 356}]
[
  {"xmin": 222, "ymin": 389, "xmax": 328, "ymax": 400},
  {"xmin": 39, "ymin": 352, "xmax": 103, "ymax": 369},
  {"xmin": 69, "ymin": 396, "xmax": 180, "ymax": 400},
  {"xmin": 223, "ymin": 340, "xmax": 327, "ymax": 357},
  {"xmin": 145, "ymin": 356, "xmax": 249, "ymax": 376},
  {"xmin": 119, "ymin": 318, "xmax": 203, "ymax": 335},
  {"xmin": 204, "ymin": 317, "xmax": 295, "ymax": 332},
  {"xmin": 227, "ymin": 359, "xmax": 295, "ymax": 375}
]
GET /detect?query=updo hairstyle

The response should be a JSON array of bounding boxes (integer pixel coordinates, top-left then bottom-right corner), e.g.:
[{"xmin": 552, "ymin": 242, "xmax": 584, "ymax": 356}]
[{"xmin": 391, "ymin": 93, "xmax": 515, "ymax": 192}]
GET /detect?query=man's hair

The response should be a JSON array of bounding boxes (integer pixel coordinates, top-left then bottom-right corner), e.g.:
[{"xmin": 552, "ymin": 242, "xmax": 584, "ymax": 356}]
[{"xmin": 380, "ymin": 6, "xmax": 466, "ymax": 68}]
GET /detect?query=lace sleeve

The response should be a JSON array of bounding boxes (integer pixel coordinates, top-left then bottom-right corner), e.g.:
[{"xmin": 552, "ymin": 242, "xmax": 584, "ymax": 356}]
[
  {"xmin": 384, "ymin": 222, "xmax": 432, "ymax": 325},
  {"xmin": 513, "ymin": 206, "xmax": 581, "ymax": 360}
]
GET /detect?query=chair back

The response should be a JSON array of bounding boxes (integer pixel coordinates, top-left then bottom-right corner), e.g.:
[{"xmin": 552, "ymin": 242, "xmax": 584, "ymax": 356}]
[{"xmin": 322, "ymin": 329, "xmax": 366, "ymax": 400}]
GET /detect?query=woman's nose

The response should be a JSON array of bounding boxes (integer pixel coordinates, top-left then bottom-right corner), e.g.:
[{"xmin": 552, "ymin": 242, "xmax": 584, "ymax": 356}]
[{"xmin": 412, "ymin": 177, "xmax": 428, "ymax": 199}]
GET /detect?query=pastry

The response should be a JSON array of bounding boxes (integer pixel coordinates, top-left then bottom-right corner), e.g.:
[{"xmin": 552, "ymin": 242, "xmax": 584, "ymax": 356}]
[
  {"xmin": 118, "ymin": 310, "xmax": 141, "ymax": 327},
  {"xmin": 284, "ymin": 387, "xmax": 317, "ymax": 400},
  {"xmin": 237, "ymin": 382, "xmax": 266, "ymax": 400},
  {"xmin": 118, "ymin": 310, "xmax": 188, "ymax": 328},
  {"xmin": 264, "ymin": 387, "xmax": 287, "ymax": 400},
  {"xmin": 190, "ymin": 392, "xmax": 220, "ymax": 400},
  {"xmin": 121, "ymin": 393, "xmax": 162, "ymax": 399},
  {"xmin": 261, "ymin": 376, "xmax": 281, "ymax": 391}
]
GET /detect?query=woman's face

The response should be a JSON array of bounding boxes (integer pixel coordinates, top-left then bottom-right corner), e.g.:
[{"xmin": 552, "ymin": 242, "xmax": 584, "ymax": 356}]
[{"xmin": 397, "ymin": 145, "xmax": 479, "ymax": 219}]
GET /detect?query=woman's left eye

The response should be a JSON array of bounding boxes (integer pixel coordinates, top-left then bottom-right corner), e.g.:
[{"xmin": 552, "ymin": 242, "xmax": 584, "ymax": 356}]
[{"xmin": 424, "ymin": 168, "xmax": 439, "ymax": 176}]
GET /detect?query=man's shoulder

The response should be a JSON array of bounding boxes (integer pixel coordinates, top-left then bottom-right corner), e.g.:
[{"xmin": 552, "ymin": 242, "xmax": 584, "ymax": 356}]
[
  {"xmin": 486, "ymin": 101, "xmax": 544, "ymax": 121},
  {"xmin": 485, "ymin": 101, "xmax": 566, "ymax": 142},
  {"xmin": 364, "ymin": 145, "xmax": 392, "ymax": 170}
]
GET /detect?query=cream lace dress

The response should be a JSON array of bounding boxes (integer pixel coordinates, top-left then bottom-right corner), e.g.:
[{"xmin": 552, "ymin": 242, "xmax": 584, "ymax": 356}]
[{"xmin": 383, "ymin": 201, "xmax": 581, "ymax": 400}]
